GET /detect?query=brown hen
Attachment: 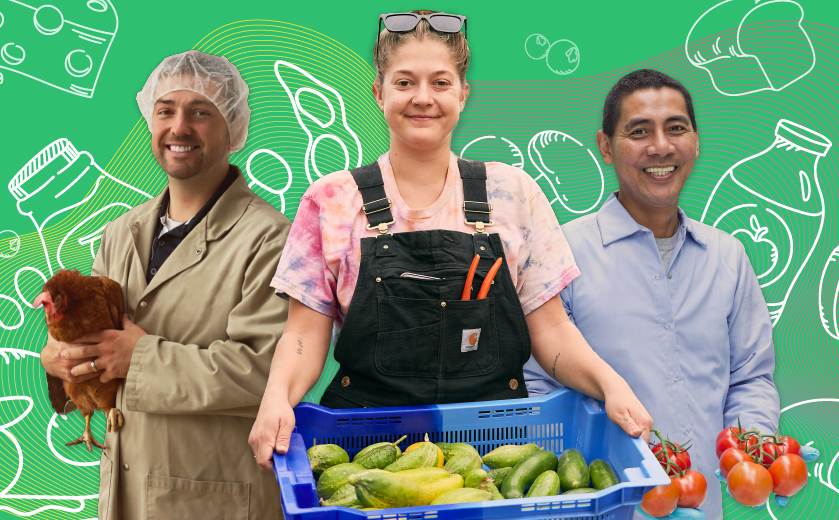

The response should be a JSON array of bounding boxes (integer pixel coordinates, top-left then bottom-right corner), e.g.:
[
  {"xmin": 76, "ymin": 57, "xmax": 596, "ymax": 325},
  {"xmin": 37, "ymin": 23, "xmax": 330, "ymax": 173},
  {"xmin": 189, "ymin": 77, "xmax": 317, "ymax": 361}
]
[{"xmin": 34, "ymin": 270, "xmax": 125, "ymax": 451}]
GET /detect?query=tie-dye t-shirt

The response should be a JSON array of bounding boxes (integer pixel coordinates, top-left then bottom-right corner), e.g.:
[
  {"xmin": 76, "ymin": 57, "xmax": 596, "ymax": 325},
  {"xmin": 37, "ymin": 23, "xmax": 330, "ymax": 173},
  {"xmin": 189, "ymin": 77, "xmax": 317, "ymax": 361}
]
[{"xmin": 271, "ymin": 152, "xmax": 580, "ymax": 329}]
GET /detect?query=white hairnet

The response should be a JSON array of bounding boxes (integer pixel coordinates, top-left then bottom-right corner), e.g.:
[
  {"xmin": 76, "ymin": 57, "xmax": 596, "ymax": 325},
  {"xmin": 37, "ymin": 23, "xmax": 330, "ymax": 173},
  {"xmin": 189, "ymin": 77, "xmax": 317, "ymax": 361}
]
[{"xmin": 137, "ymin": 50, "xmax": 250, "ymax": 153}]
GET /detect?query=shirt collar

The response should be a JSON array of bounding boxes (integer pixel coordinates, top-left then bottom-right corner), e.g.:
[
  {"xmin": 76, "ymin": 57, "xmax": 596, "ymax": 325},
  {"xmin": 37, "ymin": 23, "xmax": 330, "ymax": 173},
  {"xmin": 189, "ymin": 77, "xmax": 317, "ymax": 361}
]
[
  {"xmin": 596, "ymin": 192, "xmax": 707, "ymax": 248},
  {"xmin": 155, "ymin": 165, "xmax": 241, "ymax": 239}
]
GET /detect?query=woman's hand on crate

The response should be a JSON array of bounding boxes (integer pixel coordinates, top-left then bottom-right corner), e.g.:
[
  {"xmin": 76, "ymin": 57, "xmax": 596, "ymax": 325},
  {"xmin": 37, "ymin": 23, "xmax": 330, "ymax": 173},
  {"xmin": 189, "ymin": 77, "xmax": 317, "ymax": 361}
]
[{"xmin": 249, "ymin": 398, "xmax": 297, "ymax": 471}]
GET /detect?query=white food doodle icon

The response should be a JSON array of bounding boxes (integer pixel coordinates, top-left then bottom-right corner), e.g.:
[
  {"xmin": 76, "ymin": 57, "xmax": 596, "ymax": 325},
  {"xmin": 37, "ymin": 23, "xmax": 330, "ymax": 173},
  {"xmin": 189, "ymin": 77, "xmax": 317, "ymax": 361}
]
[
  {"xmin": 527, "ymin": 130, "xmax": 604, "ymax": 214},
  {"xmin": 0, "ymin": 354, "xmax": 99, "ymax": 516},
  {"xmin": 0, "ymin": 230, "xmax": 19, "ymax": 259},
  {"xmin": 685, "ymin": 0, "xmax": 815, "ymax": 97},
  {"xmin": 274, "ymin": 60, "xmax": 363, "ymax": 185},
  {"xmin": 819, "ymin": 245, "xmax": 839, "ymax": 341},
  {"xmin": 460, "ymin": 136, "xmax": 524, "ymax": 168},
  {"xmin": 8, "ymin": 138, "xmax": 151, "ymax": 277},
  {"xmin": 525, "ymin": 34, "xmax": 580, "ymax": 76},
  {"xmin": 0, "ymin": 0, "xmax": 118, "ymax": 97},
  {"xmin": 245, "ymin": 148, "xmax": 293, "ymax": 214},
  {"xmin": 701, "ymin": 120, "xmax": 832, "ymax": 326}
]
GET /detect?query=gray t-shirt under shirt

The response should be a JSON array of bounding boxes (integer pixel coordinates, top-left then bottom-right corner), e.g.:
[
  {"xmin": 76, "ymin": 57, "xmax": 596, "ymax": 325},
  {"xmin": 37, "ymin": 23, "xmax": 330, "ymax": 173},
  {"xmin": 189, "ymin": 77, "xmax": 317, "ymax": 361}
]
[{"xmin": 655, "ymin": 232, "xmax": 679, "ymax": 271}]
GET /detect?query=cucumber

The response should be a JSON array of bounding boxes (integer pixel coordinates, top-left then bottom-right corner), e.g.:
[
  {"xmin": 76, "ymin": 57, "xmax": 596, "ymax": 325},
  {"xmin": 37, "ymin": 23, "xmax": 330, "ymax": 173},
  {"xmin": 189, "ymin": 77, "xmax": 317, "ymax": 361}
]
[
  {"xmin": 430, "ymin": 488, "xmax": 491, "ymax": 505},
  {"xmin": 349, "ymin": 469, "xmax": 429, "ymax": 508},
  {"xmin": 482, "ymin": 443, "xmax": 542, "ymax": 469},
  {"xmin": 385, "ymin": 442, "xmax": 441, "ymax": 472},
  {"xmin": 589, "ymin": 459, "xmax": 620, "ymax": 490},
  {"xmin": 562, "ymin": 487, "xmax": 599, "ymax": 495},
  {"xmin": 500, "ymin": 450, "xmax": 559, "ymax": 499},
  {"xmin": 308, "ymin": 444, "xmax": 349, "ymax": 479},
  {"xmin": 320, "ymin": 483, "xmax": 362, "ymax": 508},
  {"xmin": 464, "ymin": 468, "xmax": 489, "ymax": 489},
  {"xmin": 415, "ymin": 473, "xmax": 464, "ymax": 503},
  {"xmin": 487, "ymin": 467, "xmax": 513, "ymax": 487},
  {"xmin": 396, "ymin": 467, "xmax": 450, "ymax": 484},
  {"xmin": 355, "ymin": 440, "xmax": 403, "ymax": 461},
  {"xmin": 354, "ymin": 436, "xmax": 407, "ymax": 470},
  {"xmin": 556, "ymin": 449, "xmax": 589, "ymax": 491},
  {"xmin": 525, "ymin": 470, "xmax": 561, "ymax": 497},
  {"xmin": 443, "ymin": 453, "xmax": 482, "ymax": 477},
  {"xmin": 437, "ymin": 442, "xmax": 481, "ymax": 463},
  {"xmin": 317, "ymin": 463, "xmax": 366, "ymax": 500},
  {"xmin": 485, "ymin": 480, "xmax": 505, "ymax": 500}
]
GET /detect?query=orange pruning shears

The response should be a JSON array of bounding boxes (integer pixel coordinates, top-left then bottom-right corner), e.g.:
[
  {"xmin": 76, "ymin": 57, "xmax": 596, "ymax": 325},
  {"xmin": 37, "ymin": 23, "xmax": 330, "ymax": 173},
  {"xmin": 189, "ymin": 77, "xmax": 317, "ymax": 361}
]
[{"xmin": 461, "ymin": 255, "xmax": 503, "ymax": 300}]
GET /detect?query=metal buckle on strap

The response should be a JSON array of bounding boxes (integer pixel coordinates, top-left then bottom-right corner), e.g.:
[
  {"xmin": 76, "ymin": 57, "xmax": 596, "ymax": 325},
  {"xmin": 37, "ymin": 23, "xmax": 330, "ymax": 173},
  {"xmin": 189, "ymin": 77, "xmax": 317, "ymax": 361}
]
[
  {"xmin": 367, "ymin": 221, "xmax": 394, "ymax": 234},
  {"xmin": 464, "ymin": 218, "xmax": 494, "ymax": 233},
  {"xmin": 463, "ymin": 201, "xmax": 492, "ymax": 213},
  {"xmin": 362, "ymin": 197, "xmax": 392, "ymax": 215}
]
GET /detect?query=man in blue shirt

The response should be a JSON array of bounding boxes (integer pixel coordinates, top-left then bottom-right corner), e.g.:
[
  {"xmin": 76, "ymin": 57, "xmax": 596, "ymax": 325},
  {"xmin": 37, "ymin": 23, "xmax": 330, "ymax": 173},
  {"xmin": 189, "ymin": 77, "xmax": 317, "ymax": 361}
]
[{"xmin": 524, "ymin": 69, "xmax": 780, "ymax": 520}]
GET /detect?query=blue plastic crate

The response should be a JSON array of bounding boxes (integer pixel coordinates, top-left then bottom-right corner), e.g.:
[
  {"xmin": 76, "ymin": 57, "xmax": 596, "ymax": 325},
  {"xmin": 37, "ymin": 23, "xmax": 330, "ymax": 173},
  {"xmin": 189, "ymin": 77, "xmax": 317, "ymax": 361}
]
[{"xmin": 273, "ymin": 388, "xmax": 669, "ymax": 520}]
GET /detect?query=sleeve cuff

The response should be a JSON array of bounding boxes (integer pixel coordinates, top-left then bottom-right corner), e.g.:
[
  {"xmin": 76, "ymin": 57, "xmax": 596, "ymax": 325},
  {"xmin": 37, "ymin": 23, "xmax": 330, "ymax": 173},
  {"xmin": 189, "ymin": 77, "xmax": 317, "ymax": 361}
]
[
  {"xmin": 520, "ymin": 265, "xmax": 581, "ymax": 316},
  {"xmin": 270, "ymin": 277, "xmax": 337, "ymax": 318},
  {"xmin": 124, "ymin": 334, "xmax": 160, "ymax": 412}
]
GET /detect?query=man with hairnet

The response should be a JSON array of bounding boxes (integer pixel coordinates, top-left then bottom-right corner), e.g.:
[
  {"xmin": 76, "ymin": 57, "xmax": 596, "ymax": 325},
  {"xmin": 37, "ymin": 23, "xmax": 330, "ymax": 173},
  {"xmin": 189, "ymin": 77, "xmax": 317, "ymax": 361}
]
[{"xmin": 40, "ymin": 50, "xmax": 291, "ymax": 519}]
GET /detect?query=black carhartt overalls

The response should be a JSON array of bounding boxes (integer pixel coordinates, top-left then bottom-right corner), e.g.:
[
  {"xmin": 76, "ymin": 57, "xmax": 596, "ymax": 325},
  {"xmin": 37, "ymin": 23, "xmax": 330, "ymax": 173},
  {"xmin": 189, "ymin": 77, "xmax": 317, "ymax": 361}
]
[{"xmin": 320, "ymin": 160, "xmax": 531, "ymax": 408}]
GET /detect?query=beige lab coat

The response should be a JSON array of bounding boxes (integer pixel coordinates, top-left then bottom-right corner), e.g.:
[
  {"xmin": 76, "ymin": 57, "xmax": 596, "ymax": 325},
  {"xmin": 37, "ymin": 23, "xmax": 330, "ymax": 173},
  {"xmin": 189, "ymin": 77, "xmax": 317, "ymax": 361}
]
[{"xmin": 91, "ymin": 169, "xmax": 290, "ymax": 520}]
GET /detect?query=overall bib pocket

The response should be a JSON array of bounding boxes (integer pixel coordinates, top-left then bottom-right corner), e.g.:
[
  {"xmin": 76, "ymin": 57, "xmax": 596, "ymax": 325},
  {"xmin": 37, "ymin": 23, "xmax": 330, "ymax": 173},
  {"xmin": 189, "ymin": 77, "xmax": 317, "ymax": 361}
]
[{"xmin": 375, "ymin": 295, "xmax": 498, "ymax": 378}]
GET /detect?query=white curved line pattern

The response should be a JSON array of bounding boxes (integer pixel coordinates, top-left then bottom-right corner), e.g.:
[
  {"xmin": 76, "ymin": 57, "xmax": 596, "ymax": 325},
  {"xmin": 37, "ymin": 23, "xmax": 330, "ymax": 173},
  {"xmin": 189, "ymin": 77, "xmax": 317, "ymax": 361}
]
[
  {"xmin": 312, "ymin": 134, "xmax": 350, "ymax": 178},
  {"xmin": 818, "ymin": 245, "xmax": 839, "ymax": 340},
  {"xmin": 460, "ymin": 136, "xmax": 525, "ymax": 169},
  {"xmin": 46, "ymin": 414, "xmax": 100, "ymax": 467},
  {"xmin": 1, "ymin": 43, "xmax": 26, "ymax": 66},
  {"xmin": 0, "ymin": 295, "xmax": 24, "ymax": 330},
  {"xmin": 14, "ymin": 267, "xmax": 48, "ymax": 309},
  {"xmin": 0, "ymin": 396, "xmax": 33, "ymax": 496},
  {"xmin": 295, "ymin": 87, "xmax": 336, "ymax": 128},
  {"xmin": 246, "ymin": 148, "xmax": 293, "ymax": 214},
  {"xmin": 0, "ymin": 349, "xmax": 39, "ymax": 364},
  {"xmin": 33, "ymin": 5, "xmax": 64, "ymax": 36},
  {"xmin": 64, "ymin": 50, "xmax": 93, "ymax": 78}
]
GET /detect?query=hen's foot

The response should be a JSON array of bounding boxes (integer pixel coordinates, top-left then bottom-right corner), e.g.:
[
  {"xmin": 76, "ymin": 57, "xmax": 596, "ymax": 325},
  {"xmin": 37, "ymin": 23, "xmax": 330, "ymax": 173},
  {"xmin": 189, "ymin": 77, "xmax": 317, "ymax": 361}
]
[
  {"xmin": 65, "ymin": 426, "xmax": 105, "ymax": 451},
  {"xmin": 106, "ymin": 408, "xmax": 124, "ymax": 433}
]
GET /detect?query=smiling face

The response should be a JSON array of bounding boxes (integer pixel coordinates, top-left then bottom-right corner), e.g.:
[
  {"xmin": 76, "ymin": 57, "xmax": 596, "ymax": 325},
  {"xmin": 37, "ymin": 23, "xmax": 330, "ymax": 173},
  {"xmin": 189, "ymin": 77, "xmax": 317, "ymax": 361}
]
[
  {"xmin": 151, "ymin": 86, "xmax": 230, "ymax": 180},
  {"xmin": 597, "ymin": 87, "xmax": 699, "ymax": 215},
  {"xmin": 373, "ymin": 38, "xmax": 469, "ymax": 153}
]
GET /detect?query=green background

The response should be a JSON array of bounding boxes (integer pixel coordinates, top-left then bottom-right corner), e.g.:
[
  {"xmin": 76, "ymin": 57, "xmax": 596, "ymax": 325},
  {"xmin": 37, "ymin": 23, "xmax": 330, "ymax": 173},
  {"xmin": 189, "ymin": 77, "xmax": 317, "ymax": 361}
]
[{"xmin": 1, "ymin": 0, "xmax": 838, "ymax": 518}]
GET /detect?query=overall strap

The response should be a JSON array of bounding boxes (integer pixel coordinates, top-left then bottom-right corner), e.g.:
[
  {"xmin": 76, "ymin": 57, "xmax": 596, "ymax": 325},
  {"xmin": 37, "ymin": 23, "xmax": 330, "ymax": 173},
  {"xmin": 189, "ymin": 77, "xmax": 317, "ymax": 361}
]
[
  {"xmin": 458, "ymin": 159, "xmax": 493, "ymax": 233},
  {"xmin": 351, "ymin": 162, "xmax": 395, "ymax": 234}
]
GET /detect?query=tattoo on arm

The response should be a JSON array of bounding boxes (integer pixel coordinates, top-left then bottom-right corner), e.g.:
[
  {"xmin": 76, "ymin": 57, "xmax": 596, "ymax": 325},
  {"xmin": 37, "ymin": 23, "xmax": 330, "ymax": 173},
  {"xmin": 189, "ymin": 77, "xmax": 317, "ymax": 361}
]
[
  {"xmin": 551, "ymin": 352, "xmax": 560, "ymax": 380},
  {"xmin": 296, "ymin": 337, "xmax": 303, "ymax": 355}
]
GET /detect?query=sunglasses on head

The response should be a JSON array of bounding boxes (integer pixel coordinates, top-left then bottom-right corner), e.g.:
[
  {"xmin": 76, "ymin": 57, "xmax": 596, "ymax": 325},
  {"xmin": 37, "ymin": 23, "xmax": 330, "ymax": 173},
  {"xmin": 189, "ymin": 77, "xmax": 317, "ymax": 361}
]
[{"xmin": 376, "ymin": 12, "xmax": 467, "ymax": 64}]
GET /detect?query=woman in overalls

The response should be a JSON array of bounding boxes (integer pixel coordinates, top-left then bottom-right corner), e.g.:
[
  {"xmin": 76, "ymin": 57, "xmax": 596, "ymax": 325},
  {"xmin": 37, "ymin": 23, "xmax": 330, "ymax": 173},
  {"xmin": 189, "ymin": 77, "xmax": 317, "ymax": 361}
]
[{"xmin": 250, "ymin": 10, "xmax": 651, "ymax": 469}]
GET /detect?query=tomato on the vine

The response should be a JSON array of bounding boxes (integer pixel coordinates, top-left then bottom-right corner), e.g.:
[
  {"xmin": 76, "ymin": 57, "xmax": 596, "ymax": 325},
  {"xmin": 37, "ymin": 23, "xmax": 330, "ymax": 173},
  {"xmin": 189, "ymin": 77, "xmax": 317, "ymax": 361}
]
[
  {"xmin": 652, "ymin": 442, "xmax": 691, "ymax": 476},
  {"xmin": 727, "ymin": 461, "xmax": 773, "ymax": 507},
  {"xmin": 640, "ymin": 479, "xmax": 680, "ymax": 517},
  {"xmin": 769, "ymin": 454, "xmax": 808, "ymax": 497},
  {"xmin": 778, "ymin": 436, "xmax": 802, "ymax": 457},
  {"xmin": 673, "ymin": 470, "xmax": 708, "ymax": 509},
  {"xmin": 719, "ymin": 447, "xmax": 751, "ymax": 478},
  {"xmin": 716, "ymin": 427, "xmax": 748, "ymax": 458},
  {"xmin": 746, "ymin": 437, "xmax": 782, "ymax": 468}
]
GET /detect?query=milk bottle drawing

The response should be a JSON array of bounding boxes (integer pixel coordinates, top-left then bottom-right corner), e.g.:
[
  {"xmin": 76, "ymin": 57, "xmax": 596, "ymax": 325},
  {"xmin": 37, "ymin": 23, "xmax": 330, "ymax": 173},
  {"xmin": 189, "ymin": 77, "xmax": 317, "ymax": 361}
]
[
  {"xmin": 8, "ymin": 138, "xmax": 151, "ymax": 276},
  {"xmin": 701, "ymin": 119, "xmax": 832, "ymax": 325}
]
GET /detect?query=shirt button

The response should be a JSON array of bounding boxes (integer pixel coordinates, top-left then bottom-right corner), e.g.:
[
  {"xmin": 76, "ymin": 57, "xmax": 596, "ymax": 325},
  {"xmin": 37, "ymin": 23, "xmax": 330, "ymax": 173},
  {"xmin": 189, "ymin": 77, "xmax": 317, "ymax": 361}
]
[
  {"xmin": 159, "ymin": 240, "xmax": 165, "ymax": 247},
  {"xmin": 441, "ymin": 302, "xmax": 446, "ymax": 307},
  {"xmin": 196, "ymin": 249, "xmax": 202, "ymax": 255},
  {"xmin": 667, "ymin": 274, "xmax": 673, "ymax": 279},
  {"xmin": 139, "ymin": 301, "xmax": 147, "ymax": 308},
  {"xmin": 664, "ymin": 324, "xmax": 670, "ymax": 330},
  {"xmin": 132, "ymin": 226, "xmax": 138, "ymax": 233},
  {"xmin": 683, "ymin": 429, "xmax": 689, "ymax": 436},
  {"xmin": 376, "ymin": 277, "xmax": 382, "ymax": 282},
  {"xmin": 655, "ymin": 274, "xmax": 661, "ymax": 280},
  {"xmin": 383, "ymin": 245, "xmax": 389, "ymax": 249},
  {"xmin": 509, "ymin": 379, "xmax": 519, "ymax": 390},
  {"xmin": 123, "ymin": 463, "xmax": 130, "ymax": 471},
  {"xmin": 480, "ymin": 246, "xmax": 485, "ymax": 251},
  {"xmin": 150, "ymin": 268, "xmax": 157, "ymax": 275},
  {"xmin": 673, "ymin": 376, "xmax": 679, "ymax": 382},
  {"xmin": 341, "ymin": 376, "xmax": 350, "ymax": 387}
]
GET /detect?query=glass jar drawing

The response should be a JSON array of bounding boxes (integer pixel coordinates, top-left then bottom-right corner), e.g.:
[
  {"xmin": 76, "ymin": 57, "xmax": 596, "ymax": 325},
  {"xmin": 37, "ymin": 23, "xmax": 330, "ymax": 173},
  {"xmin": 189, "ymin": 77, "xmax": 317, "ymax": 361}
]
[
  {"xmin": 701, "ymin": 119, "xmax": 832, "ymax": 325},
  {"xmin": 8, "ymin": 138, "xmax": 151, "ymax": 276}
]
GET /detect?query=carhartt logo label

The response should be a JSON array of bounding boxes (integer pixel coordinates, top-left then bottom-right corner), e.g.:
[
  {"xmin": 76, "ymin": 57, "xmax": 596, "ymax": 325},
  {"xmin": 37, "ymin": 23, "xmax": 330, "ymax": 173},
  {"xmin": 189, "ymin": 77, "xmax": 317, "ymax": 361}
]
[{"xmin": 461, "ymin": 328, "xmax": 481, "ymax": 352}]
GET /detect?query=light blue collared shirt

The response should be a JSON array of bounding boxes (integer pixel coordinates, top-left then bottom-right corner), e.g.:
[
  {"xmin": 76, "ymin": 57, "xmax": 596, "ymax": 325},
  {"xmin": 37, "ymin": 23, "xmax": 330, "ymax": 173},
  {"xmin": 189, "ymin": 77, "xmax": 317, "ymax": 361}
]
[{"xmin": 524, "ymin": 193, "xmax": 780, "ymax": 520}]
